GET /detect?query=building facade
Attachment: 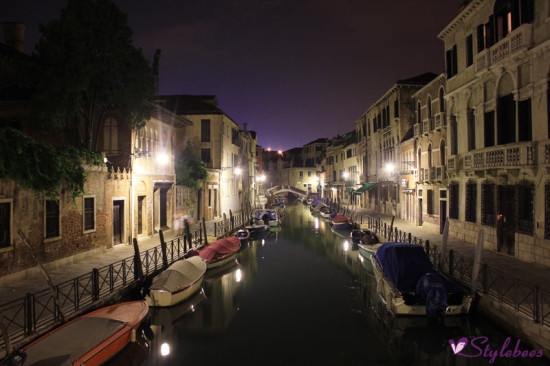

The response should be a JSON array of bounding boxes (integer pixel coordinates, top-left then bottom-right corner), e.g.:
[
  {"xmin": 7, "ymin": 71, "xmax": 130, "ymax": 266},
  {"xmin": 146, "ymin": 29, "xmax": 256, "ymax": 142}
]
[{"xmin": 439, "ymin": 0, "xmax": 550, "ymax": 266}]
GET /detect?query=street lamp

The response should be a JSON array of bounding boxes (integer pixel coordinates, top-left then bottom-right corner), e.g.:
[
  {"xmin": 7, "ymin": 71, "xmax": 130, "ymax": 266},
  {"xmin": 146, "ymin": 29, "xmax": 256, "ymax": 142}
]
[
  {"xmin": 234, "ymin": 167, "xmax": 242, "ymax": 175},
  {"xmin": 157, "ymin": 152, "xmax": 169, "ymax": 165}
]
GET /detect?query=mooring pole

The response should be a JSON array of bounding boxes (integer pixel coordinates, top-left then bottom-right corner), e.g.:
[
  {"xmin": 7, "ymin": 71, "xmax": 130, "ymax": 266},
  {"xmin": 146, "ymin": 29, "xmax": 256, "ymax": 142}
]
[{"xmin": 159, "ymin": 230, "xmax": 168, "ymax": 269}]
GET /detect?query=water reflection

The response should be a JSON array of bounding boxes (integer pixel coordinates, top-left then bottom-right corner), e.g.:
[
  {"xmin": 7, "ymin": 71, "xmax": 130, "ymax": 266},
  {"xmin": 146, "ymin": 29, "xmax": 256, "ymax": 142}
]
[{"xmin": 130, "ymin": 205, "xmax": 550, "ymax": 366}]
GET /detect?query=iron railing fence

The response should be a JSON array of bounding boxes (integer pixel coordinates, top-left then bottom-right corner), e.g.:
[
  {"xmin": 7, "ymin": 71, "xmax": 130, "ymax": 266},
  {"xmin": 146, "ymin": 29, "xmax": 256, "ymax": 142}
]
[
  {"xmin": 0, "ymin": 232, "xmax": 200, "ymax": 358},
  {"xmin": 346, "ymin": 208, "xmax": 550, "ymax": 328}
]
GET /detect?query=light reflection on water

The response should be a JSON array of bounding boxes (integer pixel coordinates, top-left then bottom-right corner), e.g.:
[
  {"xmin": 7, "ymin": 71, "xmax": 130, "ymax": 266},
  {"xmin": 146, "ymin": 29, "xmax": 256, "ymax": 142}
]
[{"xmin": 124, "ymin": 204, "xmax": 550, "ymax": 366}]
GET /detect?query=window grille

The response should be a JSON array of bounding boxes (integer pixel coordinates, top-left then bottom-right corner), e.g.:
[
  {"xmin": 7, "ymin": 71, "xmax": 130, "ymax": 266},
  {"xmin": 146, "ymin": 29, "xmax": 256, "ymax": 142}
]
[
  {"xmin": 449, "ymin": 182, "xmax": 459, "ymax": 219},
  {"xmin": 45, "ymin": 200, "xmax": 60, "ymax": 238},
  {"xmin": 465, "ymin": 182, "xmax": 477, "ymax": 223},
  {"xmin": 84, "ymin": 197, "xmax": 95, "ymax": 231},
  {"xmin": 427, "ymin": 190, "xmax": 434, "ymax": 215},
  {"xmin": 517, "ymin": 182, "xmax": 534, "ymax": 235}
]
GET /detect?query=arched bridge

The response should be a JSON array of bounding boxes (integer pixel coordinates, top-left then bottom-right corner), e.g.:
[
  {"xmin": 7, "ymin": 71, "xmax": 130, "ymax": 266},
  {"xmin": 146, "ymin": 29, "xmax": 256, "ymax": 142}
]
[{"xmin": 267, "ymin": 185, "xmax": 307, "ymax": 197}]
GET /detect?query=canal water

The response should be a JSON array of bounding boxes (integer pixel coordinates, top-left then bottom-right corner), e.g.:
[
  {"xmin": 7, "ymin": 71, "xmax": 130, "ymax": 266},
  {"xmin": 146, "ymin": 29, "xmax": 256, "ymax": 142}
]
[{"xmin": 116, "ymin": 204, "xmax": 550, "ymax": 365}]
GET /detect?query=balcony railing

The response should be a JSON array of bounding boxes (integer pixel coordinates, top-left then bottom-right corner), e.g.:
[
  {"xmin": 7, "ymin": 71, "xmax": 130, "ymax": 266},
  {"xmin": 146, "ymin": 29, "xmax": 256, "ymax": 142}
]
[
  {"xmin": 448, "ymin": 156, "xmax": 457, "ymax": 171},
  {"xmin": 434, "ymin": 112, "xmax": 445, "ymax": 130},
  {"xmin": 422, "ymin": 118, "xmax": 431, "ymax": 136},
  {"xmin": 463, "ymin": 142, "xmax": 536, "ymax": 170},
  {"xmin": 475, "ymin": 23, "xmax": 533, "ymax": 72}
]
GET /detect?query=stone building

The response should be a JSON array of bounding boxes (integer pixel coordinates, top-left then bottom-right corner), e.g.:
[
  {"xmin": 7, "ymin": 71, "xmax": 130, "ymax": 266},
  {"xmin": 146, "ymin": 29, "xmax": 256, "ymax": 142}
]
[
  {"xmin": 439, "ymin": 0, "xmax": 550, "ymax": 266},
  {"xmin": 398, "ymin": 127, "xmax": 417, "ymax": 223},
  {"xmin": 412, "ymin": 73, "xmax": 449, "ymax": 233},
  {"xmin": 157, "ymin": 95, "xmax": 243, "ymax": 220},
  {"xmin": 354, "ymin": 73, "xmax": 436, "ymax": 216}
]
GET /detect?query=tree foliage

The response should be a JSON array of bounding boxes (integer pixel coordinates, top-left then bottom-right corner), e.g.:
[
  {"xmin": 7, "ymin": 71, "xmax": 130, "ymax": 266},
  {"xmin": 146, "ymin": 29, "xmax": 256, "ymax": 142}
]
[
  {"xmin": 176, "ymin": 142, "xmax": 208, "ymax": 190},
  {"xmin": 0, "ymin": 127, "xmax": 102, "ymax": 199},
  {"xmin": 31, "ymin": 0, "xmax": 156, "ymax": 150}
]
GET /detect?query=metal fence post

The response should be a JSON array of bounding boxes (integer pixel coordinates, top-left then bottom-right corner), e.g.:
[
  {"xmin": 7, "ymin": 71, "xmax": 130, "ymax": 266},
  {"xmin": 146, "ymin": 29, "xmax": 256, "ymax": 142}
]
[
  {"xmin": 24, "ymin": 293, "xmax": 34, "ymax": 335},
  {"xmin": 92, "ymin": 268, "xmax": 99, "ymax": 301}
]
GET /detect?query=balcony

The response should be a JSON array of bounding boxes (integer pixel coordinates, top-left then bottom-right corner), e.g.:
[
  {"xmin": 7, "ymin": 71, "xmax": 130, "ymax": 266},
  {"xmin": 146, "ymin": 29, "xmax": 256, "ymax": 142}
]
[
  {"xmin": 462, "ymin": 142, "xmax": 536, "ymax": 170},
  {"xmin": 448, "ymin": 156, "xmax": 457, "ymax": 171},
  {"xmin": 475, "ymin": 23, "xmax": 533, "ymax": 73},
  {"xmin": 414, "ymin": 124, "xmax": 421, "ymax": 138},
  {"xmin": 434, "ymin": 112, "xmax": 445, "ymax": 130},
  {"xmin": 422, "ymin": 118, "xmax": 432, "ymax": 136}
]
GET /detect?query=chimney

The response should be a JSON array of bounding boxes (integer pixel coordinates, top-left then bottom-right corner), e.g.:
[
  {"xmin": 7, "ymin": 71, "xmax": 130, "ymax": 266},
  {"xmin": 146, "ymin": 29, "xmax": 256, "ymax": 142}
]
[
  {"xmin": 243, "ymin": 123, "xmax": 247, "ymax": 132},
  {"xmin": 152, "ymin": 49, "xmax": 161, "ymax": 95},
  {"xmin": 2, "ymin": 22, "xmax": 25, "ymax": 52}
]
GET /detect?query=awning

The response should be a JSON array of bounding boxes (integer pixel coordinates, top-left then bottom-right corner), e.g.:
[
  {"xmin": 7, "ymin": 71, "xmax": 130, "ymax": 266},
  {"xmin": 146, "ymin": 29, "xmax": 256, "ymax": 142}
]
[
  {"xmin": 353, "ymin": 183, "xmax": 377, "ymax": 195},
  {"xmin": 346, "ymin": 188, "xmax": 354, "ymax": 193}
]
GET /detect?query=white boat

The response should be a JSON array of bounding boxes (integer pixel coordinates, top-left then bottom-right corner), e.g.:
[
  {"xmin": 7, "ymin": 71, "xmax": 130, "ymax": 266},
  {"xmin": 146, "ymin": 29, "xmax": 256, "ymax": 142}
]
[
  {"xmin": 145, "ymin": 256, "xmax": 207, "ymax": 307},
  {"xmin": 371, "ymin": 242, "xmax": 473, "ymax": 317}
]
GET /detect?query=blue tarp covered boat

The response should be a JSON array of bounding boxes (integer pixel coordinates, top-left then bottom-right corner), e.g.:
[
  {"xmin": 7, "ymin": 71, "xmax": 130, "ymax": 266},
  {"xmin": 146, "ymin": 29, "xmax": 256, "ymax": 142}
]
[{"xmin": 371, "ymin": 242, "xmax": 472, "ymax": 316}]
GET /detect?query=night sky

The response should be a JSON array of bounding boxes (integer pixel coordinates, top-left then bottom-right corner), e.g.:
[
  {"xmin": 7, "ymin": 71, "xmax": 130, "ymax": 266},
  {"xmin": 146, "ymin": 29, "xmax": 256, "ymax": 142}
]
[{"xmin": 2, "ymin": 0, "xmax": 465, "ymax": 151}]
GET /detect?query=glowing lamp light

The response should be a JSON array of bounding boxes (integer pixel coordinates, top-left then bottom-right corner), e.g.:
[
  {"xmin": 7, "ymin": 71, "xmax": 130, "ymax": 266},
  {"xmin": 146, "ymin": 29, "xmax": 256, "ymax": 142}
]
[
  {"xmin": 343, "ymin": 240, "xmax": 349, "ymax": 252},
  {"xmin": 267, "ymin": 147, "xmax": 272, "ymax": 152},
  {"xmin": 343, "ymin": 172, "xmax": 349, "ymax": 179},
  {"xmin": 385, "ymin": 163, "xmax": 395, "ymax": 173},
  {"xmin": 277, "ymin": 150, "xmax": 283, "ymax": 155},
  {"xmin": 157, "ymin": 152, "xmax": 169, "ymax": 165},
  {"xmin": 103, "ymin": 157, "xmax": 108, "ymax": 164},
  {"xmin": 234, "ymin": 167, "xmax": 242, "ymax": 175},
  {"xmin": 160, "ymin": 343, "xmax": 170, "ymax": 357}
]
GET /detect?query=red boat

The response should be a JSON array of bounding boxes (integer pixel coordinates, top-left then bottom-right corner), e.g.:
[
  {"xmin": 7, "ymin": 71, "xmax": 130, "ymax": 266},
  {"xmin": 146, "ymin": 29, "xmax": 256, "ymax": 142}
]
[
  {"xmin": 198, "ymin": 237, "xmax": 241, "ymax": 269},
  {"xmin": 18, "ymin": 301, "xmax": 149, "ymax": 365}
]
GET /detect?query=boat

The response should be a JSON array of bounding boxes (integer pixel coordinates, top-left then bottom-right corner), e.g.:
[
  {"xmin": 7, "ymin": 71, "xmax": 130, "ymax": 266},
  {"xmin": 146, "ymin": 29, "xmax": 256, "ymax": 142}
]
[
  {"xmin": 331, "ymin": 214, "xmax": 353, "ymax": 229},
  {"xmin": 370, "ymin": 242, "xmax": 473, "ymax": 317},
  {"xmin": 235, "ymin": 228, "xmax": 250, "ymax": 240},
  {"xmin": 319, "ymin": 205, "xmax": 336, "ymax": 219},
  {"xmin": 198, "ymin": 237, "xmax": 241, "ymax": 269},
  {"xmin": 309, "ymin": 199, "xmax": 323, "ymax": 211},
  {"xmin": 145, "ymin": 256, "xmax": 207, "ymax": 307},
  {"xmin": 15, "ymin": 301, "xmax": 149, "ymax": 365},
  {"xmin": 254, "ymin": 210, "xmax": 278, "ymax": 226},
  {"xmin": 245, "ymin": 223, "xmax": 269, "ymax": 234}
]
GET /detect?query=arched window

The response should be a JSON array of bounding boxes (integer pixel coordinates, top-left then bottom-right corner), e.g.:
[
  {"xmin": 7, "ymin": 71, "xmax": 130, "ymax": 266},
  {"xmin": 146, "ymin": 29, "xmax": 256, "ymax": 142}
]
[
  {"xmin": 451, "ymin": 115, "xmax": 458, "ymax": 155},
  {"xmin": 439, "ymin": 87, "xmax": 445, "ymax": 113},
  {"xmin": 497, "ymin": 73, "xmax": 516, "ymax": 145},
  {"xmin": 427, "ymin": 96, "xmax": 433, "ymax": 118},
  {"xmin": 417, "ymin": 102, "xmax": 422, "ymax": 124},
  {"xmin": 103, "ymin": 118, "xmax": 118, "ymax": 155},
  {"xmin": 428, "ymin": 144, "xmax": 433, "ymax": 168},
  {"xmin": 417, "ymin": 147, "xmax": 422, "ymax": 171}
]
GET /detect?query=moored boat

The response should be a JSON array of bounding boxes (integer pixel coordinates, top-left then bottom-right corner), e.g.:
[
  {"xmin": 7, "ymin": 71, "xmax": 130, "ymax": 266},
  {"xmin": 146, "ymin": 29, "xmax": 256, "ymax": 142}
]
[
  {"xmin": 245, "ymin": 223, "xmax": 269, "ymax": 234},
  {"xmin": 17, "ymin": 301, "xmax": 149, "ymax": 365},
  {"xmin": 145, "ymin": 256, "xmax": 207, "ymax": 307},
  {"xmin": 235, "ymin": 228, "xmax": 250, "ymax": 240},
  {"xmin": 331, "ymin": 214, "xmax": 353, "ymax": 229},
  {"xmin": 371, "ymin": 242, "xmax": 473, "ymax": 317},
  {"xmin": 198, "ymin": 237, "xmax": 241, "ymax": 269}
]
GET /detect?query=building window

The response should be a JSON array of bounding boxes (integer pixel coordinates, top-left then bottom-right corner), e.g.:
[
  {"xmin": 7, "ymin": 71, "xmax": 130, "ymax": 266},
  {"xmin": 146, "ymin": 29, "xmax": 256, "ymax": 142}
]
[
  {"xmin": 517, "ymin": 182, "xmax": 534, "ymax": 235},
  {"xmin": 439, "ymin": 88, "xmax": 445, "ymax": 113},
  {"xmin": 494, "ymin": 0, "xmax": 533, "ymax": 44},
  {"xmin": 446, "ymin": 44, "xmax": 458, "ymax": 78},
  {"xmin": 518, "ymin": 99, "xmax": 532, "ymax": 142},
  {"xmin": 481, "ymin": 183, "xmax": 496, "ymax": 227},
  {"xmin": 103, "ymin": 117, "xmax": 118, "ymax": 155},
  {"xmin": 427, "ymin": 189, "xmax": 434, "ymax": 215},
  {"xmin": 466, "ymin": 34, "xmax": 474, "ymax": 67},
  {"xmin": 45, "ymin": 199, "xmax": 60, "ymax": 239},
  {"xmin": 201, "ymin": 148, "xmax": 211, "ymax": 163},
  {"xmin": 347, "ymin": 149, "xmax": 352, "ymax": 158},
  {"xmin": 497, "ymin": 94, "xmax": 516, "ymax": 145},
  {"xmin": 394, "ymin": 99, "xmax": 399, "ymax": 118},
  {"xmin": 449, "ymin": 182, "xmax": 459, "ymax": 220},
  {"xmin": 208, "ymin": 188, "xmax": 212, "ymax": 207},
  {"xmin": 308, "ymin": 171, "xmax": 311, "ymax": 177},
  {"xmin": 484, "ymin": 111, "xmax": 495, "ymax": 147},
  {"xmin": 0, "ymin": 200, "xmax": 11, "ymax": 248},
  {"xmin": 465, "ymin": 182, "xmax": 477, "ymax": 223},
  {"xmin": 83, "ymin": 196, "xmax": 95, "ymax": 232},
  {"xmin": 467, "ymin": 109, "xmax": 476, "ymax": 151},
  {"xmin": 451, "ymin": 115, "xmax": 458, "ymax": 155},
  {"xmin": 201, "ymin": 119, "xmax": 211, "ymax": 142},
  {"xmin": 232, "ymin": 128, "xmax": 239, "ymax": 145},
  {"xmin": 545, "ymin": 183, "xmax": 550, "ymax": 239},
  {"xmin": 299, "ymin": 171, "xmax": 303, "ymax": 177}
]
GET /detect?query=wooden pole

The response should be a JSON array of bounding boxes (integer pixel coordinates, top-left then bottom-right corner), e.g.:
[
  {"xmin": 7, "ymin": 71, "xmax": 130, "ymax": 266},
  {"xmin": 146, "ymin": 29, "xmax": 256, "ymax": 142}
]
[
  {"xmin": 470, "ymin": 229, "xmax": 484, "ymax": 296},
  {"xmin": 202, "ymin": 217, "xmax": 209, "ymax": 245},
  {"xmin": 439, "ymin": 219, "xmax": 449, "ymax": 270},
  {"xmin": 0, "ymin": 306, "xmax": 13, "ymax": 355},
  {"xmin": 133, "ymin": 238, "xmax": 144, "ymax": 281},
  {"xmin": 17, "ymin": 230, "xmax": 66, "ymax": 323},
  {"xmin": 159, "ymin": 230, "xmax": 168, "ymax": 269}
]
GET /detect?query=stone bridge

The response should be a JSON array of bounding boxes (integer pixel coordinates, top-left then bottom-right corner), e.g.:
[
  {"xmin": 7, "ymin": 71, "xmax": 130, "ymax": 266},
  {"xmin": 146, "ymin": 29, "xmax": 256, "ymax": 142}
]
[{"xmin": 267, "ymin": 185, "xmax": 307, "ymax": 197}]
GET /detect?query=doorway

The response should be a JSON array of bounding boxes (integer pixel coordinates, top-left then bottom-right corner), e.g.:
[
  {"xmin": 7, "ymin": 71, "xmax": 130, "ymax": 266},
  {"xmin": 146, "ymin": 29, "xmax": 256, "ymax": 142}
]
[
  {"xmin": 113, "ymin": 200, "xmax": 124, "ymax": 244},
  {"xmin": 440, "ymin": 200, "xmax": 447, "ymax": 234},
  {"xmin": 137, "ymin": 196, "xmax": 145, "ymax": 235},
  {"xmin": 160, "ymin": 188, "xmax": 167, "ymax": 228},
  {"xmin": 418, "ymin": 198, "xmax": 423, "ymax": 226},
  {"xmin": 497, "ymin": 185, "xmax": 516, "ymax": 255}
]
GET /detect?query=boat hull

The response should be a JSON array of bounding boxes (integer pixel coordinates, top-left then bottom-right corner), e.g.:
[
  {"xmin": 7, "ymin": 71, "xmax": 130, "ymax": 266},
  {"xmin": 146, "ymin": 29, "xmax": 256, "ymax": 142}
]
[
  {"xmin": 332, "ymin": 221, "xmax": 353, "ymax": 229},
  {"xmin": 206, "ymin": 252, "xmax": 237, "ymax": 269},
  {"xmin": 370, "ymin": 255, "xmax": 472, "ymax": 316},
  {"xmin": 146, "ymin": 275, "xmax": 204, "ymax": 307},
  {"xmin": 21, "ymin": 301, "xmax": 148, "ymax": 365}
]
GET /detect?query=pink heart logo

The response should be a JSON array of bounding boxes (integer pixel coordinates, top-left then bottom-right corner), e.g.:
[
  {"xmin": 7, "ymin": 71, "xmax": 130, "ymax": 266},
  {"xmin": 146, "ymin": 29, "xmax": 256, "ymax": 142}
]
[{"xmin": 449, "ymin": 338, "xmax": 468, "ymax": 355}]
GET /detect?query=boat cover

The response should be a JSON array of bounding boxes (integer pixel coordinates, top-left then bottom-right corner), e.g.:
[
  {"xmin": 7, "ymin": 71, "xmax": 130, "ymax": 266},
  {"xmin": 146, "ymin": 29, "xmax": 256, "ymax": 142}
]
[
  {"xmin": 374, "ymin": 242, "xmax": 459, "ymax": 293},
  {"xmin": 199, "ymin": 237, "xmax": 241, "ymax": 262},
  {"xmin": 150, "ymin": 256, "xmax": 206, "ymax": 292},
  {"xmin": 254, "ymin": 211, "xmax": 265, "ymax": 220},
  {"xmin": 331, "ymin": 215, "xmax": 350, "ymax": 223},
  {"xmin": 311, "ymin": 199, "xmax": 323, "ymax": 207}
]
